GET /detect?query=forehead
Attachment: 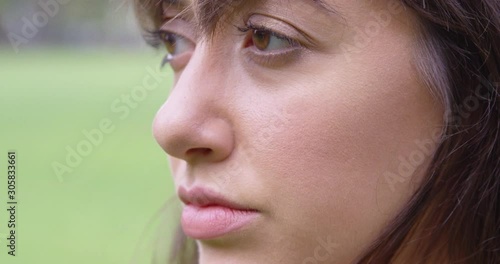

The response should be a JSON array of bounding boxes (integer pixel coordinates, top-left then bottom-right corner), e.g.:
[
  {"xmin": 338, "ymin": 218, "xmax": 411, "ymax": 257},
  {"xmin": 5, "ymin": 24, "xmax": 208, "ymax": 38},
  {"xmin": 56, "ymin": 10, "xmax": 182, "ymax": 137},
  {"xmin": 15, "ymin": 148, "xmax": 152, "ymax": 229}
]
[
  {"xmin": 161, "ymin": 0, "xmax": 337, "ymax": 36},
  {"xmin": 161, "ymin": 0, "xmax": 243, "ymax": 34}
]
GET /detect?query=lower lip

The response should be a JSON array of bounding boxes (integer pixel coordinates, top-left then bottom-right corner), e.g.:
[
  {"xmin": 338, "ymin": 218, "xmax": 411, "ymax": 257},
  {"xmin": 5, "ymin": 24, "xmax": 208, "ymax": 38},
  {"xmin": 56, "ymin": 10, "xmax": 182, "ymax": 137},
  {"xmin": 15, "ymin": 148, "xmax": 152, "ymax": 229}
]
[{"xmin": 181, "ymin": 204, "xmax": 259, "ymax": 240}]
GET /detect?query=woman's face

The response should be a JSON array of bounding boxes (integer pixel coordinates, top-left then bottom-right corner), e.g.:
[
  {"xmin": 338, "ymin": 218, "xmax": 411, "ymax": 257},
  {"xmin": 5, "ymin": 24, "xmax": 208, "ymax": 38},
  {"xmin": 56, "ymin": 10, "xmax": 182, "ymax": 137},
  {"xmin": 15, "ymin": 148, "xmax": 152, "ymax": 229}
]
[{"xmin": 153, "ymin": 0, "xmax": 443, "ymax": 263}]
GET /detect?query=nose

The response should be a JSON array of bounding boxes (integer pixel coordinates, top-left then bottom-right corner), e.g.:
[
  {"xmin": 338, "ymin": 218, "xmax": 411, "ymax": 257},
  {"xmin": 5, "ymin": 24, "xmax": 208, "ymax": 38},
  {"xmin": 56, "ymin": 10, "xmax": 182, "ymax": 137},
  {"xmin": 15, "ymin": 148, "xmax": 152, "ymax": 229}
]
[{"xmin": 153, "ymin": 43, "xmax": 235, "ymax": 164}]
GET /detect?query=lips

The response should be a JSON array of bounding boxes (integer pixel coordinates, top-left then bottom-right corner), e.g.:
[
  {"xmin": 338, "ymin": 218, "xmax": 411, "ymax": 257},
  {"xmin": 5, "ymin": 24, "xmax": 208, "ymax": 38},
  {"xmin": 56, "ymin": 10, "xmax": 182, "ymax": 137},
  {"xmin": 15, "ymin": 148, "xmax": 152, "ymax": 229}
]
[{"xmin": 178, "ymin": 186, "xmax": 259, "ymax": 240}]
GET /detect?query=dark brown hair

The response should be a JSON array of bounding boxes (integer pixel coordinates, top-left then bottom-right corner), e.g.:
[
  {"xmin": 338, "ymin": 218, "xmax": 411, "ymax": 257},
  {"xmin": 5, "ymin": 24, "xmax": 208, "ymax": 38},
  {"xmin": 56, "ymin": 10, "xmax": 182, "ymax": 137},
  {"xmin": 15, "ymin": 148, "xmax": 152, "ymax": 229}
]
[
  {"xmin": 134, "ymin": 0, "xmax": 500, "ymax": 263},
  {"xmin": 357, "ymin": 1, "xmax": 500, "ymax": 263}
]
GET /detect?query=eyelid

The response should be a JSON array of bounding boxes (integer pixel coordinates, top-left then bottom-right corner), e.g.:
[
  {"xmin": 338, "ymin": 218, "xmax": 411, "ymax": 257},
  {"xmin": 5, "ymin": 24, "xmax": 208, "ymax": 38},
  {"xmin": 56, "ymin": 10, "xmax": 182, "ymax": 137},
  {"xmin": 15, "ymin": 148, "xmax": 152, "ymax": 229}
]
[
  {"xmin": 244, "ymin": 14, "xmax": 315, "ymax": 49},
  {"xmin": 160, "ymin": 18, "xmax": 198, "ymax": 43},
  {"xmin": 242, "ymin": 47, "xmax": 303, "ymax": 68}
]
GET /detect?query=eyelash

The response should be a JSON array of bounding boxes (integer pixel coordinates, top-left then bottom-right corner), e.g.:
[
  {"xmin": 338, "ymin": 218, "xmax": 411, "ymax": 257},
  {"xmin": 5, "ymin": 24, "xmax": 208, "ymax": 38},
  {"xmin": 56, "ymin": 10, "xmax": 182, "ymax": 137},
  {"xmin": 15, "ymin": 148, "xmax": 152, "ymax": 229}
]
[{"xmin": 143, "ymin": 29, "xmax": 166, "ymax": 49}]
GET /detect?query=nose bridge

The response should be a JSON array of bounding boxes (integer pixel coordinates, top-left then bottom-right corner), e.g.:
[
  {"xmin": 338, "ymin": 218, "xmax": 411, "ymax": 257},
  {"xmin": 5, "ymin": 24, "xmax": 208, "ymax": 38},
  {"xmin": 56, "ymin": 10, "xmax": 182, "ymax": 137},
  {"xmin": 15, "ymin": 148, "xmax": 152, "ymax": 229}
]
[
  {"xmin": 181, "ymin": 43, "xmax": 222, "ymax": 99},
  {"xmin": 153, "ymin": 41, "xmax": 235, "ymax": 164},
  {"xmin": 173, "ymin": 41, "xmax": 230, "ymax": 114}
]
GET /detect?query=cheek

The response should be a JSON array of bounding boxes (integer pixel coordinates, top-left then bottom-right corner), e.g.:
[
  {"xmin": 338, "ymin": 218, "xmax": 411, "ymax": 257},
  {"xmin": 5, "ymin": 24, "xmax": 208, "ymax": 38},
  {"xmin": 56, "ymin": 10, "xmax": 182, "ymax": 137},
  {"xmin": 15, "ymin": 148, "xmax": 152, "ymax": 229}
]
[
  {"xmin": 166, "ymin": 156, "xmax": 183, "ymax": 186},
  {"xmin": 242, "ymin": 41, "xmax": 442, "ymax": 252}
]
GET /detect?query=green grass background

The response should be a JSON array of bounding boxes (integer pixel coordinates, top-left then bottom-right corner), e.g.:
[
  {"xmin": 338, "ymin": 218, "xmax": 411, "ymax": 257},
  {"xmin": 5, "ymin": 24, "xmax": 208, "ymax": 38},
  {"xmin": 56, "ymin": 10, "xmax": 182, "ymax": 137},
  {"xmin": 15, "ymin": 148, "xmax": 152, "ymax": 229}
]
[{"xmin": 0, "ymin": 48, "xmax": 177, "ymax": 264}]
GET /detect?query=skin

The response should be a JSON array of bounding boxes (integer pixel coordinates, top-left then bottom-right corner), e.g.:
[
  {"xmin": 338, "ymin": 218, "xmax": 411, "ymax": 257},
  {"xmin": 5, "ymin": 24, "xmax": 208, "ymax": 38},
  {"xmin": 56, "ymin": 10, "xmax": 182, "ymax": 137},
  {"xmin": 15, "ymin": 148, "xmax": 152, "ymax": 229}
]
[{"xmin": 152, "ymin": 0, "xmax": 444, "ymax": 263}]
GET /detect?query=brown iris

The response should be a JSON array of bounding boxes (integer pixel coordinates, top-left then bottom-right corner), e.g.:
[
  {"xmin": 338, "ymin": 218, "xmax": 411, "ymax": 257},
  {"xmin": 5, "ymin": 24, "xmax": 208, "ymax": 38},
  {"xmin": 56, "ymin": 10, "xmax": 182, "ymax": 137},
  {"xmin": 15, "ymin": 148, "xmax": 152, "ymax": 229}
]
[
  {"xmin": 163, "ymin": 32, "xmax": 177, "ymax": 54},
  {"xmin": 252, "ymin": 29, "xmax": 271, "ymax": 51}
]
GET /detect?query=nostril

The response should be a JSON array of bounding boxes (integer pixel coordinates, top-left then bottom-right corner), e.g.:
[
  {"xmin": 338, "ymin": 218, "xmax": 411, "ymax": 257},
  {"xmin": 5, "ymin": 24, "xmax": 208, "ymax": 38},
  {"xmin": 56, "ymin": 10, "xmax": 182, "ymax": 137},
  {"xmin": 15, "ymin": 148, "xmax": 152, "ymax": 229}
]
[
  {"xmin": 186, "ymin": 148, "xmax": 213, "ymax": 157},
  {"xmin": 155, "ymin": 116, "xmax": 234, "ymax": 162}
]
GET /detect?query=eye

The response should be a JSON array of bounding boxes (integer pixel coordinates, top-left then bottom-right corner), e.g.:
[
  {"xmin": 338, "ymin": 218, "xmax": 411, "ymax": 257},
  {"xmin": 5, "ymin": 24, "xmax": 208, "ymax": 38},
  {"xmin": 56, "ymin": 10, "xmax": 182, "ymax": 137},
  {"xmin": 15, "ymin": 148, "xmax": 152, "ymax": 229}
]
[
  {"xmin": 161, "ymin": 32, "xmax": 191, "ymax": 55},
  {"xmin": 240, "ymin": 25, "xmax": 298, "ymax": 52},
  {"xmin": 158, "ymin": 31, "xmax": 195, "ymax": 68},
  {"xmin": 253, "ymin": 29, "xmax": 294, "ymax": 51}
]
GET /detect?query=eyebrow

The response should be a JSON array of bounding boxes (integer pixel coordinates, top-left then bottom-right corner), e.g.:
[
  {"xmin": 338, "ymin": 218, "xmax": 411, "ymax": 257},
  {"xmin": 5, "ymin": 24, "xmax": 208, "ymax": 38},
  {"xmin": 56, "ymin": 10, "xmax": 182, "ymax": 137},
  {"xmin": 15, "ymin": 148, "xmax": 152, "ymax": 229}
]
[{"xmin": 162, "ymin": 0, "xmax": 338, "ymax": 36}]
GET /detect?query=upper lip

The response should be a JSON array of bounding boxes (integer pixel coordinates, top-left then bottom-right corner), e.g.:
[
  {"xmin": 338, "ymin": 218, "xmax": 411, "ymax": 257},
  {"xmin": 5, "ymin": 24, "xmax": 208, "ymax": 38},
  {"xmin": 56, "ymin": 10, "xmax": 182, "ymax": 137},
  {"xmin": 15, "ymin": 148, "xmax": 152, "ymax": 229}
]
[{"xmin": 178, "ymin": 186, "xmax": 257, "ymax": 211}]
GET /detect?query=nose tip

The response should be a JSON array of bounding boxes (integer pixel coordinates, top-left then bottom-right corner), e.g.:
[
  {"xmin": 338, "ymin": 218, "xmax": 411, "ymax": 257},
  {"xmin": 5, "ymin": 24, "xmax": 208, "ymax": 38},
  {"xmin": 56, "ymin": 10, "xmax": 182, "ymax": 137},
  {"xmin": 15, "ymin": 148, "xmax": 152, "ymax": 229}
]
[
  {"xmin": 153, "ymin": 114, "xmax": 234, "ymax": 164},
  {"xmin": 153, "ymin": 41, "xmax": 235, "ymax": 165}
]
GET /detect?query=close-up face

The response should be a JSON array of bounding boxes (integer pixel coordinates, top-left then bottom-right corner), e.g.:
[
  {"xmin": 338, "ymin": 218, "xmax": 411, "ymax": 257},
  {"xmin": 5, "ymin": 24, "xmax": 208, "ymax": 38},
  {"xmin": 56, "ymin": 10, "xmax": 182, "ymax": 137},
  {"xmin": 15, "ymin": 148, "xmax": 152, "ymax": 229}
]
[{"xmin": 152, "ymin": 0, "xmax": 444, "ymax": 263}]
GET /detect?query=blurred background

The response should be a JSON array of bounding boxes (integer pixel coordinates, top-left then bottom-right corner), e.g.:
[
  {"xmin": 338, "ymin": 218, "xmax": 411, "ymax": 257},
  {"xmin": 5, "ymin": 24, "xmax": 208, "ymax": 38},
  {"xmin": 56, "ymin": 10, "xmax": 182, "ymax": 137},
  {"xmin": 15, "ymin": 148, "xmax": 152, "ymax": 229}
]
[{"xmin": 0, "ymin": 0, "xmax": 177, "ymax": 263}]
